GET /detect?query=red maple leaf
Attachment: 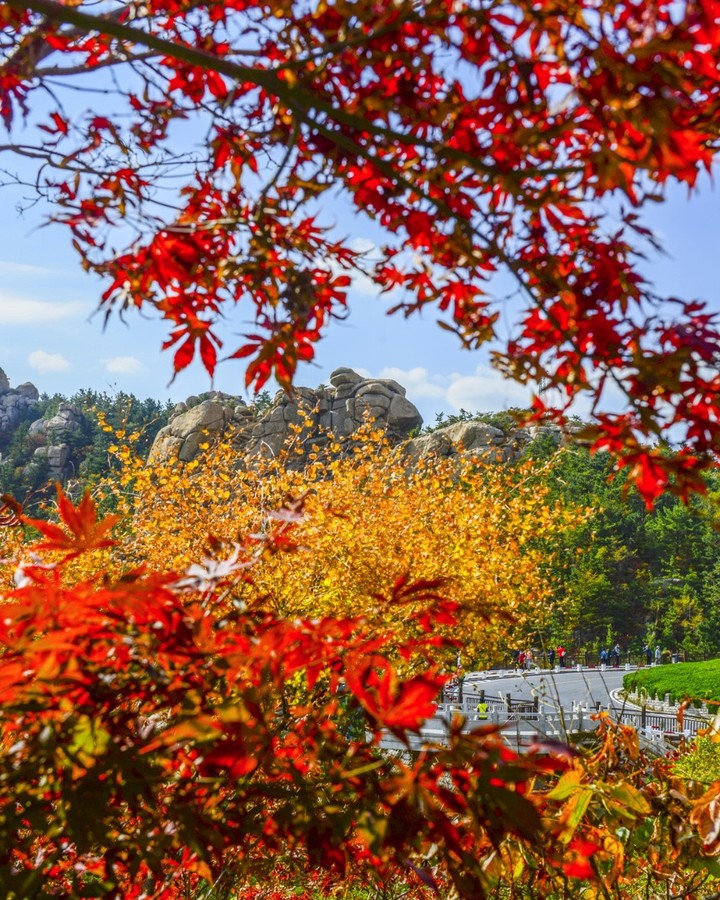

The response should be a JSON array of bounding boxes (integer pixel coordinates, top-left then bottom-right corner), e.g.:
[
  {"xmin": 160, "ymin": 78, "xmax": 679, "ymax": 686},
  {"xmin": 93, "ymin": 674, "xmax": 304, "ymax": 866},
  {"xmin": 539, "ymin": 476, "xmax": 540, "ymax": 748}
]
[{"xmin": 22, "ymin": 487, "xmax": 118, "ymax": 561}]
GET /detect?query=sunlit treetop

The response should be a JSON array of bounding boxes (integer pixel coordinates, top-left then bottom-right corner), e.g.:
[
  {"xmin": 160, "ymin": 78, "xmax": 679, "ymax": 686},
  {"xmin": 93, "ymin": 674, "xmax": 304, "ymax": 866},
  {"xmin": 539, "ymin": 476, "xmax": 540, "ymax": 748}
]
[{"xmin": 1, "ymin": 0, "xmax": 720, "ymax": 502}]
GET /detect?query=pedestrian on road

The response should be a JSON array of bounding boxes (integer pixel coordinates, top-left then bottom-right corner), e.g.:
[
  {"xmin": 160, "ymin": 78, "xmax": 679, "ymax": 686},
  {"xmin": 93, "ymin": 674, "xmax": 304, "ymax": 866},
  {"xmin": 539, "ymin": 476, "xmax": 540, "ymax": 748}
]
[
  {"xmin": 644, "ymin": 644, "xmax": 652, "ymax": 666},
  {"xmin": 547, "ymin": 648, "xmax": 555, "ymax": 668},
  {"xmin": 600, "ymin": 648, "xmax": 608, "ymax": 666},
  {"xmin": 613, "ymin": 643, "xmax": 621, "ymax": 667},
  {"xmin": 655, "ymin": 646, "xmax": 661, "ymax": 665}
]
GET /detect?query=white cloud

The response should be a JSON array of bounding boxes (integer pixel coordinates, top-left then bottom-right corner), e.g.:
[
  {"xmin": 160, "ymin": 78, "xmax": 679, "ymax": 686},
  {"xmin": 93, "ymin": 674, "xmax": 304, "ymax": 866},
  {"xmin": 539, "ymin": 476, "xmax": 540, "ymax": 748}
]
[
  {"xmin": 27, "ymin": 349, "xmax": 71, "ymax": 373},
  {"xmin": 0, "ymin": 292, "xmax": 88, "ymax": 324},
  {"xmin": 358, "ymin": 364, "xmax": 535, "ymax": 421},
  {"xmin": 349, "ymin": 237, "xmax": 376, "ymax": 255},
  {"xmin": 102, "ymin": 355, "xmax": 143, "ymax": 375},
  {"xmin": 0, "ymin": 260, "xmax": 60, "ymax": 276},
  {"xmin": 445, "ymin": 367, "xmax": 532, "ymax": 413},
  {"xmin": 377, "ymin": 366, "xmax": 446, "ymax": 399},
  {"xmin": 349, "ymin": 269, "xmax": 385, "ymax": 298}
]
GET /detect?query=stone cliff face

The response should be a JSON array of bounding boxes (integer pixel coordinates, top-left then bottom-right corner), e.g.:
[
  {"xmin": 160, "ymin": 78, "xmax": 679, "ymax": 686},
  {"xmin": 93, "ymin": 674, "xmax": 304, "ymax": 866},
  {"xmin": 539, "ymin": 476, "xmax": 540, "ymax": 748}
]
[
  {"xmin": 147, "ymin": 392, "xmax": 253, "ymax": 465},
  {"xmin": 244, "ymin": 367, "xmax": 423, "ymax": 459},
  {"xmin": 0, "ymin": 370, "xmax": 91, "ymax": 484},
  {"xmin": 147, "ymin": 368, "xmax": 561, "ymax": 467},
  {"xmin": 28, "ymin": 402, "xmax": 86, "ymax": 480}
]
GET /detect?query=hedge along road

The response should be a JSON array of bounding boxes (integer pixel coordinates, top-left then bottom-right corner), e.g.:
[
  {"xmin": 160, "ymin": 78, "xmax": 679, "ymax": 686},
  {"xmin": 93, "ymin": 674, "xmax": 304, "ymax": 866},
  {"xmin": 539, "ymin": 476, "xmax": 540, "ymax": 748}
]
[{"xmin": 461, "ymin": 667, "xmax": 631, "ymax": 713}]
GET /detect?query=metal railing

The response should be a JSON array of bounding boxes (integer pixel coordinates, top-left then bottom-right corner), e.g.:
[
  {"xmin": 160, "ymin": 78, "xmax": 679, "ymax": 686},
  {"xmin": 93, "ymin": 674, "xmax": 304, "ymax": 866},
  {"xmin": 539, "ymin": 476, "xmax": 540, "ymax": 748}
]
[
  {"xmin": 380, "ymin": 695, "xmax": 708, "ymax": 755},
  {"xmin": 614, "ymin": 706, "xmax": 706, "ymax": 739}
]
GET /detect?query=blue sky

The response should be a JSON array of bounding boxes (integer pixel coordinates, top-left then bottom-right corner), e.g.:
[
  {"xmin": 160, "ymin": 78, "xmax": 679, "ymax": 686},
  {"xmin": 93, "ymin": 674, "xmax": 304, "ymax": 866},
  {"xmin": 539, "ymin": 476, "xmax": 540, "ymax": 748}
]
[{"xmin": 1, "ymin": 173, "xmax": 719, "ymax": 426}]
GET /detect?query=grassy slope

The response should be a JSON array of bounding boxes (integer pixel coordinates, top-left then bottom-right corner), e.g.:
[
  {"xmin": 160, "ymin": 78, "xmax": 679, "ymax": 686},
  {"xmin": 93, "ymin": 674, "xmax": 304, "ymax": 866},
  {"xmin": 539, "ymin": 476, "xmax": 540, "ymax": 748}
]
[{"xmin": 623, "ymin": 659, "xmax": 720, "ymax": 707}]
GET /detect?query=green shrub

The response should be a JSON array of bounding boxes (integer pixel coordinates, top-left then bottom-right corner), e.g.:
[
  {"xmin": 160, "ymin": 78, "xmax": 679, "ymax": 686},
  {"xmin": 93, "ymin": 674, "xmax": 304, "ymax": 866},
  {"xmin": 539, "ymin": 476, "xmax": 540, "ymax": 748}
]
[{"xmin": 624, "ymin": 659, "xmax": 720, "ymax": 707}]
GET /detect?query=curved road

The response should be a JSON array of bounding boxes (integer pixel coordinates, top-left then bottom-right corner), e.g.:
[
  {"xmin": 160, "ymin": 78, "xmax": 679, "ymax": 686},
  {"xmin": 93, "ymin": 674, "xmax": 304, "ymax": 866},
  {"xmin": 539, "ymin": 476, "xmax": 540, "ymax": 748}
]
[{"xmin": 461, "ymin": 667, "xmax": 630, "ymax": 712}]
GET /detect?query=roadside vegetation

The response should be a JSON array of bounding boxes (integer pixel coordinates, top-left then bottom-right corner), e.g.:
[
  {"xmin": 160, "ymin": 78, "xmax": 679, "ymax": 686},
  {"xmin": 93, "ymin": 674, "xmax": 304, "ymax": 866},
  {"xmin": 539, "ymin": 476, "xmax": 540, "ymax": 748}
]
[{"xmin": 624, "ymin": 659, "xmax": 720, "ymax": 708}]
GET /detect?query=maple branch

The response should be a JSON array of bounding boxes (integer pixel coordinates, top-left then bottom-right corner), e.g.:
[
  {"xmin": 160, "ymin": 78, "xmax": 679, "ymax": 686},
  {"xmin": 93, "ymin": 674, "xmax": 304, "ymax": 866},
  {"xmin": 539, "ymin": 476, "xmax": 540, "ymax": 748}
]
[
  {"xmin": 0, "ymin": 142, "xmax": 199, "ymax": 177},
  {"xmin": 254, "ymin": 120, "xmax": 300, "ymax": 223},
  {"xmin": 5, "ymin": 0, "xmax": 581, "ymax": 183},
  {"xmin": 5, "ymin": 0, "xmax": 286, "ymax": 93},
  {"xmin": 6, "ymin": 7, "xmax": 624, "ymax": 419},
  {"xmin": 278, "ymin": 5, "xmax": 416, "ymax": 72}
]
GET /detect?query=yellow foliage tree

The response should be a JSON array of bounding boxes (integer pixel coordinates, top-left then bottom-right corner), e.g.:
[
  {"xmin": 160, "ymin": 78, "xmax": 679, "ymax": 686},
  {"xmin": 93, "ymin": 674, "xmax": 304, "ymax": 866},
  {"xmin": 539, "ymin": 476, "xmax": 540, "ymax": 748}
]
[{"xmin": 100, "ymin": 418, "xmax": 582, "ymax": 666}]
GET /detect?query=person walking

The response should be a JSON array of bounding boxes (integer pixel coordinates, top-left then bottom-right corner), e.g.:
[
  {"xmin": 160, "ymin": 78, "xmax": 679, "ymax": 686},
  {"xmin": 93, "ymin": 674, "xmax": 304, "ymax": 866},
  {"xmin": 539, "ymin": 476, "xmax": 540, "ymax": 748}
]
[
  {"xmin": 644, "ymin": 644, "xmax": 652, "ymax": 666},
  {"xmin": 613, "ymin": 643, "xmax": 621, "ymax": 667},
  {"xmin": 655, "ymin": 646, "xmax": 661, "ymax": 665}
]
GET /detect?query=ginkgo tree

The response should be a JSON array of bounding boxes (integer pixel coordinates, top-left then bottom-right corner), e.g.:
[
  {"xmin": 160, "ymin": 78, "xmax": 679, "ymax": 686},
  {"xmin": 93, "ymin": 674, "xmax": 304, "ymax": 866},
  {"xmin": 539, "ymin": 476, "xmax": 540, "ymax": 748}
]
[
  {"xmin": 1, "ymin": 0, "xmax": 720, "ymax": 502},
  {"xmin": 3, "ymin": 2, "xmax": 720, "ymax": 897}
]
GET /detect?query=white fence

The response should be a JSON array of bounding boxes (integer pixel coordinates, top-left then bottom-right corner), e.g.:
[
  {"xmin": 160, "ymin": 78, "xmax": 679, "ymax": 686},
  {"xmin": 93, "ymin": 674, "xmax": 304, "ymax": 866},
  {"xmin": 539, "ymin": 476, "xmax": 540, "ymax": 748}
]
[{"xmin": 379, "ymin": 696, "xmax": 709, "ymax": 754}]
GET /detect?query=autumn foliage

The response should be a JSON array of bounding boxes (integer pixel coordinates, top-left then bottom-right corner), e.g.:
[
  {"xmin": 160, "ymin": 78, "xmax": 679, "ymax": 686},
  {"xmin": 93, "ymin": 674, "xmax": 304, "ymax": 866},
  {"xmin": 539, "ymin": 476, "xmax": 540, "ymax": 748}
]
[
  {"xmin": 1, "ymin": 0, "xmax": 720, "ymax": 501},
  {"xmin": 95, "ymin": 421, "xmax": 579, "ymax": 665},
  {"xmin": 3, "ymin": 0, "xmax": 720, "ymax": 896},
  {"xmin": 0, "ymin": 482, "xmax": 719, "ymax": 898}
]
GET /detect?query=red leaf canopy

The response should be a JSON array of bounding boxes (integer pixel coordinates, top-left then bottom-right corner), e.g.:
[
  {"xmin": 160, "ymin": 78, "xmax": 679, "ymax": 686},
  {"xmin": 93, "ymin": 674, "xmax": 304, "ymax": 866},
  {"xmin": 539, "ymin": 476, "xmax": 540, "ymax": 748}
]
[{"xmin": 2, "ymin": 0, "xmax": 720, "ymax": 499}]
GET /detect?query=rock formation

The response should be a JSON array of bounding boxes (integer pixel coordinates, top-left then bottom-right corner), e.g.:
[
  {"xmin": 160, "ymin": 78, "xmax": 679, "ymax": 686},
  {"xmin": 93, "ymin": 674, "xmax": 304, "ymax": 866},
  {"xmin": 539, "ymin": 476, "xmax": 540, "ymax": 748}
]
[
  {"xmin": 146, "ymin": 367, "xmax": 561, "ymax": 468},
  {"xmin": 0, "ymin": 367, "xmax": 40, "ymax": 436},
  {"xmin": 28, "ymin": 402, "xmax": 86, "ymax": 481},
  {"xmin": 0, "ymin": 364, "xmax": 563, "ymax": 491},
  {"xmin": 243, "ymin": 367, "xmax": 423, "ymax": 459},
  {"xmin": 148, "ymin": 369, "xmax": 425, "ymax": 465},
  {"xmin": 148, "ymin": 392, "xmax": 253, "ymax": 465},
  {"xmin": 404, "ymin": 420, "xmax": 562, "ymax": 463}
]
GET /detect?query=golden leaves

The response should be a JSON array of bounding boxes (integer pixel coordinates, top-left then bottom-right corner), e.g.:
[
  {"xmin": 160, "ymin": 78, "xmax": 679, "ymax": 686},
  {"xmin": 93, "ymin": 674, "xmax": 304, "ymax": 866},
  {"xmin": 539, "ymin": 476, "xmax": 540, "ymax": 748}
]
[{"xmin": 101, "ymin": 427, "xmax": 580, "ymax": 666}]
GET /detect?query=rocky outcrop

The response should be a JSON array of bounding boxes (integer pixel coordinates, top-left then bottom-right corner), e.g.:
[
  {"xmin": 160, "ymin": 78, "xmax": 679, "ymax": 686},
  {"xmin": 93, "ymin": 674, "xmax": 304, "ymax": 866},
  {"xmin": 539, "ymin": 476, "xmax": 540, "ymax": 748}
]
[
  {"xmin": 0, "ymin": 368, "xmax": 40, "ymax": 436},
  {"xmin": 0, "ymin": 364, "xmax": 563, "ymax": 488},
  {"xmin": 32, "ymin": 443, "xmax": 74, "ymax": 479},
  {"xmin": 0, "ymin": 371, "xmax": 88, "ymax": 482},
  {"xmin": 148, "ymin": 392, "xmax": 254, "ymax": 465},
  {"xmin": 148, "ymin": 369, "xmax": 425, "ymax": 465},
  {"xmin": 145, "ymin": 367, "xmax": 563, "ymax": 469},
  {"xmin": 28, "ymin": 402, "xmax": 87, "ymax": 480},
  {"xmin": 30, "ymin": 403, "xmax": 84, "ymax": 441},
  {"xmin": 243, "ymin": 368, "xmax": 423, "ymax": 460},
  {"xmin": 405, "ymin": 420, "xmax": 514, "ymax": 463},
  {"xmin": 404, "ymin": 420, "xmax": 563, "ymax": 462}
]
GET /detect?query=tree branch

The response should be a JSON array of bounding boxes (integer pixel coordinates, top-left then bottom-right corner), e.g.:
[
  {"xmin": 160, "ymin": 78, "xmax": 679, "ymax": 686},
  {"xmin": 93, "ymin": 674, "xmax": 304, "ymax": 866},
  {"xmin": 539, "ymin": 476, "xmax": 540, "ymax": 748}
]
[{"xmin": 5, "ymin": 0, "xmax": 582, "ymax": 182}]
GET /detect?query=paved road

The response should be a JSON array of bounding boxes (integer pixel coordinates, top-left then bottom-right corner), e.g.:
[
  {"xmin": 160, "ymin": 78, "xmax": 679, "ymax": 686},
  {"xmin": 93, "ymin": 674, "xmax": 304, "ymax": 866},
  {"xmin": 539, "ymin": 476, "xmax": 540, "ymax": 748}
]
[{"xmin": 460, "ymin": 667, "xmax": 629, "ymax": 712}]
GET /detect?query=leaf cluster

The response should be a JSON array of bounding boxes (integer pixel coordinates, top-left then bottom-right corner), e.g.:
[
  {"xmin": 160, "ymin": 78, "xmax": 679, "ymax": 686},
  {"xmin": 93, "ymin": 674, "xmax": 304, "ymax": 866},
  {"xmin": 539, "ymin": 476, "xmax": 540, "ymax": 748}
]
[
  {"xmin": 99, "ymin": 421, "xmax": 580, "ymax": 667},
  {"xmin": 0, "ymin": 469, "xmax": 718, "ymax": 897}
]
